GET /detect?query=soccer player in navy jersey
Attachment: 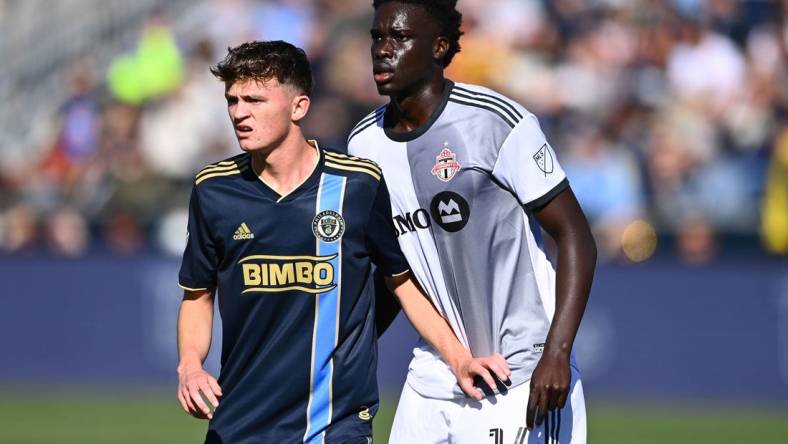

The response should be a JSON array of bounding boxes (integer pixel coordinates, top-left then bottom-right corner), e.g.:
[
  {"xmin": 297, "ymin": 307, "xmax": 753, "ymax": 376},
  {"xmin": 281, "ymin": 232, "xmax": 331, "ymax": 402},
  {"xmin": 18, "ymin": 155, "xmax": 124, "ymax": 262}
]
[
  {"xmin": 175, "ymin": 40, "xmax": 508, "ymax": 444},
  {"xmin": 348, "ymin": 1, "xmax": 597, "ymax": 443}
]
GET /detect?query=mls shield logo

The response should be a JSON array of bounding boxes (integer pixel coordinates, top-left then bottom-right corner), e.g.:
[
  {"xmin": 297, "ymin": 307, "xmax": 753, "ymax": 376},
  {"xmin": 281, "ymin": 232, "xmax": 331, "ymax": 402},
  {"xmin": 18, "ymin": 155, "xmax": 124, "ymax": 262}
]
[
  {"xmin": 431, "ymin": 145, "xmax": 461, "ymax": 182},
  {"xmin": 312, "ymin": 210, "xmax": 345, "ymax": 242},
  {"xmin": 533, "ymin": 144, "xmax": 554, "ymax": 175}
]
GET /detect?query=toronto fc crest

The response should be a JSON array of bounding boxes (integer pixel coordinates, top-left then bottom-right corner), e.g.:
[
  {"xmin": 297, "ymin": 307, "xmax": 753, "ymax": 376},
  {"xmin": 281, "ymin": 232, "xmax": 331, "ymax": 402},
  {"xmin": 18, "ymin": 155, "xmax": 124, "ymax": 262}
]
[{"xmin": 431, "ymin": 145, "xmax": 461, "ymax": 182}]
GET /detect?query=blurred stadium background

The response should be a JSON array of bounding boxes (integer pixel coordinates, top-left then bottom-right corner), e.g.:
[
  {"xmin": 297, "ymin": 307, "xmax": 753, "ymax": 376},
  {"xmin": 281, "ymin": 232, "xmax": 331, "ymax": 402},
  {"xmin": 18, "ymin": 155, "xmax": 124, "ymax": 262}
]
[{"xmin": 1, "ymin": 0, "xmax": 788, "ymax": 442}]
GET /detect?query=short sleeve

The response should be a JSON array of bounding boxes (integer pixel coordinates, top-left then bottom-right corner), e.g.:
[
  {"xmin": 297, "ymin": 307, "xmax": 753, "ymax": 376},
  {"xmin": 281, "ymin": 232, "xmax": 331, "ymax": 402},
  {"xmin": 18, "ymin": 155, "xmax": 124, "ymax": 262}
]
[
  {"xmin": 178, "ymin": 188, "xmax": 218, "ymax": 290},
  {"xmin": 491, "ymin": 114, "xmax": 569, "ymax": 212},
  {"xmin": 366, "ymin": 178, "xmax": 410, "ymax": 276}
]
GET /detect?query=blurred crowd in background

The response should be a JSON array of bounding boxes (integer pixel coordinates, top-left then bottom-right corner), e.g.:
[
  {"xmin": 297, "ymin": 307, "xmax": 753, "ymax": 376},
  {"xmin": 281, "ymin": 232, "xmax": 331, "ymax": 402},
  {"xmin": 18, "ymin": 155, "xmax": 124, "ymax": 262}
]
[{"xmin": 0, "ymin": 0, "xmax": 787, "ymax": 263}]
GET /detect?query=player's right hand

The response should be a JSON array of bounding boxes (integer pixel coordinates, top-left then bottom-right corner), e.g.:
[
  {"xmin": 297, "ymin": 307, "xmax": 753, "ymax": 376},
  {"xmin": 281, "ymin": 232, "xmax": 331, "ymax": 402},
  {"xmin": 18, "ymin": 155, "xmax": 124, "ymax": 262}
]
[
  {"xmin": 453, "ymin": 353, "xmax": 511, "ymax": 401},
  {"xmin": 177, "ymin": 365, "xmax": 222, "ymax": 420}
]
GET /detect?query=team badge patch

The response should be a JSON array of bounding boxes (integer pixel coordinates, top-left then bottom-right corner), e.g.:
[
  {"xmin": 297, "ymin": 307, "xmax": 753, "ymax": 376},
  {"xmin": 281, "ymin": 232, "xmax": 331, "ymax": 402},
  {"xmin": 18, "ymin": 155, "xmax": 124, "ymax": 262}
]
[
  {"xmin": 533, "ymin": 143, "xmax": 554, "ymax": 175},
  {"xmin": 431, "ymin": 145, "xmax": 461, "ymax": 182},
  {"xmin": 312, "ymin": 210, "xmax": 345, "ymax": 242}
]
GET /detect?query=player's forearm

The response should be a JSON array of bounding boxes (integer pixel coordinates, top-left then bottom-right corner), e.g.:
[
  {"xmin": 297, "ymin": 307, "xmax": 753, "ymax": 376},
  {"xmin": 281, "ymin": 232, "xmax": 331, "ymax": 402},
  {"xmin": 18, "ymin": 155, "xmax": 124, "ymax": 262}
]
[
  {"xmin": 534, "ymin": 189, "xmax": 597, "ymax": 359},
  {"xmin": 177, "ymin": 289, "xmax": 215, "ymax": 373},
  {"xmin": 543, "ymin": 222, "xmax": 596, "ymax": 358},
  {"xmin": 385, "ymin": 274, "xmax": 471, "ymax": 371},
  {"xmin": 373, "ymin": 269, "xmax": 402, "ymax": 337}
]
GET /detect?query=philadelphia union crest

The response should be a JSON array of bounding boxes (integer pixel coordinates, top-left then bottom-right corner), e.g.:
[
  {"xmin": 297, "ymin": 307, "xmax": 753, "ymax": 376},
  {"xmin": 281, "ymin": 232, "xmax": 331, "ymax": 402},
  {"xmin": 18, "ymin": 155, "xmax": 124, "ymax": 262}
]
[
  {"xmin": 312, "ymin": 210, "xmax": 345, "ymax": 242},
  {"xmin": 431, "ymin": 145, "xmax": 461, "ymax": 182}
]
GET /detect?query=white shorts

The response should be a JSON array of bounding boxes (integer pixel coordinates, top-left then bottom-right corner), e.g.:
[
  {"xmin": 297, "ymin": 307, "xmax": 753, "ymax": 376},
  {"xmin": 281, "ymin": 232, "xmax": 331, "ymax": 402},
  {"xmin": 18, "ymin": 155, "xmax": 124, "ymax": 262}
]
[{"xmin": 388, "ymin": 365, "xmax": 586, "ymax": 444}]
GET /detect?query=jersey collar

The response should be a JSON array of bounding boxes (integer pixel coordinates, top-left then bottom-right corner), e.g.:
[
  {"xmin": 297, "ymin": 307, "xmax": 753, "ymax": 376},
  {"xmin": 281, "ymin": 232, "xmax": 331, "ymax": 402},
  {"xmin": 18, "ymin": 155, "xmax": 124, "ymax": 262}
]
[
  {"xmin": 246, "ymin": 139, "xmax": 324, "ymax": 203},
  {"xmin": 383, "ymin": 79, "xmax": 454, "ymax": 143}
]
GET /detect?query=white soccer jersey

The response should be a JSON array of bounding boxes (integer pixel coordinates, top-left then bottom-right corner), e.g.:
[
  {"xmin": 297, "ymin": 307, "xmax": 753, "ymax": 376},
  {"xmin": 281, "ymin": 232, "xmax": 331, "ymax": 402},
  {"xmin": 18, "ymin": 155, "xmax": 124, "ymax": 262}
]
[{"xmin": 348, "ymin": 81, "xmax": 571, "ymax": 399}]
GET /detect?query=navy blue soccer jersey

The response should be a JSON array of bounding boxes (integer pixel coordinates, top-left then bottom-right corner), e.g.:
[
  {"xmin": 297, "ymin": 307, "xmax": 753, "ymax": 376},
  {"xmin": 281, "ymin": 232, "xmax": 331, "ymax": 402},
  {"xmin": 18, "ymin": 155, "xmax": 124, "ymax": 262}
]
[{"xmin": 178, "ymin": 141, "xmax": 409, "ymax": 444}]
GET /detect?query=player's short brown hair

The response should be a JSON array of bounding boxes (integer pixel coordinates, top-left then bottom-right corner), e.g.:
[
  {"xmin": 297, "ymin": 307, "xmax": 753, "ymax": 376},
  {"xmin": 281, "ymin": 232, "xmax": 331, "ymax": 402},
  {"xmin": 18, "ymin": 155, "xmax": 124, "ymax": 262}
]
[{"xmin": 211, "ymin": 40, "xmax": 313, "ymax": 96}]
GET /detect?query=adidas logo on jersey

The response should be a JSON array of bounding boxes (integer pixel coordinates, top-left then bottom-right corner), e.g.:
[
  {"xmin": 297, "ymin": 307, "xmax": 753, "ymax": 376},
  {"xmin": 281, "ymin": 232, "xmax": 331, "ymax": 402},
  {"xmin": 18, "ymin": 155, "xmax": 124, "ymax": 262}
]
[{"xmin": 233, "ymin": 223, "xmax": 255, "ymax": 240}]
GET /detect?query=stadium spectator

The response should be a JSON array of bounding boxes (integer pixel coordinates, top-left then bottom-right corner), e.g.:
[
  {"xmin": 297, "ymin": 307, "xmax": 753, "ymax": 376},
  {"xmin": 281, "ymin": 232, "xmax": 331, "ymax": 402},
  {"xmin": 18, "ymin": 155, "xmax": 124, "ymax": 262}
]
[
  {"xmin": 45, "ymin": 206, "xmax": 90, "ymax": 257},
  {"xmin": 2, "ymin": 0, "xmax": 787, "ymax": 259},
  {"xmin": 761, "ymin": 125, "xmax": 788, "ymax": 254}
]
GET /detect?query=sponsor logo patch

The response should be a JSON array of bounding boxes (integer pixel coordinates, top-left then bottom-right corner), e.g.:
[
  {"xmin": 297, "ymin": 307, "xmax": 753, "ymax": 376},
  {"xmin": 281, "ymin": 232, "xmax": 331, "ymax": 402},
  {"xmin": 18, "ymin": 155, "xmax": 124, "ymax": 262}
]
[
  {"xmin": 431, "ymin": 144, "xmax": 461, "ymax": 182},
  {"xmin": 430, "ymin": 191, "xmax": 470, "ymax": 232},
  {"xmin": 239, "ymin": 254, "xmax": 336, "ymax": 294},
  {"xmin": 312, "ymin": 210, "xmax": 345, "ymax": 242}
]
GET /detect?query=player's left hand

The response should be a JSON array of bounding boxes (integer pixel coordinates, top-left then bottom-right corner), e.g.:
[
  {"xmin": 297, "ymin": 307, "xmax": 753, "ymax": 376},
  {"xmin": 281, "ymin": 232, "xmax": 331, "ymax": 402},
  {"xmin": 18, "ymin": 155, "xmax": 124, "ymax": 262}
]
[
  {"xmin": 525, "ymin": 352, "xmax": 570, "ymax": 431},
  {"xmin": 177, "ymin": 366, "xmax": 222, "ymax": 420},
  {"xmin": 453, "ymin": 353, "xmax": 511, "ymax": 401}
]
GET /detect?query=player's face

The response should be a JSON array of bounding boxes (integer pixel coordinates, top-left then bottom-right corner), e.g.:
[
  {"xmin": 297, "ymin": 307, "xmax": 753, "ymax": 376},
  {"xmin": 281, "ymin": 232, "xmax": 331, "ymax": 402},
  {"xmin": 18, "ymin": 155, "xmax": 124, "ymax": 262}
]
[
  {"xmin": 225, "ymin": 78, "xmax": 302, "ymax": 152},
  {"xmin": 370, "ymin": 3, "xmax": 442, "ymax": 97}
]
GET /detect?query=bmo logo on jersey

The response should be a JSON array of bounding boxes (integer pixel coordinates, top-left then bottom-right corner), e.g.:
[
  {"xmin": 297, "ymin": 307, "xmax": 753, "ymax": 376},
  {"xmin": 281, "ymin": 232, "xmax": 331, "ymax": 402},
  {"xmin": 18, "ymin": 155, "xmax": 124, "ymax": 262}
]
[
  {"xmin": 393, "ymin": 209, "xmax": 432, "ymax": 237},
  {"xmin": 430, "ymin": 192, "xmax": 470, "ymax": 232},
  {"xmin": 392, "ymin": 192, "xmax": 471, "ymax": 236}
]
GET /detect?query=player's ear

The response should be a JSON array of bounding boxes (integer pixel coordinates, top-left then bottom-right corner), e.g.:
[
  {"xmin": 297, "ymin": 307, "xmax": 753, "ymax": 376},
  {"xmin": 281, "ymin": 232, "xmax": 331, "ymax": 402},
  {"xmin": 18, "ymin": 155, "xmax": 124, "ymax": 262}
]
[
  {"xmin": 433, "ymin": 36, "xmax": 449, "ymax": 65},
  {"xmin": 291, "ymin": 93, "xmax": 311, "ymax": 122}
]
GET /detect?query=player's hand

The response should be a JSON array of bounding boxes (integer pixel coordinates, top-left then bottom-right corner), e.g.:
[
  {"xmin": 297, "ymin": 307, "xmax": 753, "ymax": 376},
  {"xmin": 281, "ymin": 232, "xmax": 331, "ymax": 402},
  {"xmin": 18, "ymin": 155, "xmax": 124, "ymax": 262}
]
[
  {"xmin": 452, "ymin": 353, "xmax": 511, "ymax": 401},
  {"xmin": 526, "ymin": 352, "xmax": 570, "ymax": 431},
  {"xmin": 177, "ymin": 365, "xmax": 222, "ymax": 420}
]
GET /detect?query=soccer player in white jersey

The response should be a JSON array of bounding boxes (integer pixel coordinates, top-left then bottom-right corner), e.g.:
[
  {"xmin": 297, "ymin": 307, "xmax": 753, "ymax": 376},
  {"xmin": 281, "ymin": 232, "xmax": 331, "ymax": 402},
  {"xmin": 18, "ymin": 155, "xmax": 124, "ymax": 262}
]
[
  {"xmin": 177, "ymin": 39, "xmax": 511, "ymax": 444},
  {"xmin": 347, "ymin": 1, "xmax": 597, "ymax": 443}
]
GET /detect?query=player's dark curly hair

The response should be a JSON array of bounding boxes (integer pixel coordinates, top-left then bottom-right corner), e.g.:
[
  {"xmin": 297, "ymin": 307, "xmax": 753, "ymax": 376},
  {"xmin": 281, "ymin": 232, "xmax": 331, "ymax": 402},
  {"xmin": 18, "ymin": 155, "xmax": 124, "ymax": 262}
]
[
  {"xmin": 211, "ymin": 40, "xmax": 313, "ymax": 96},
  {"xmin": 372, "ymin": 0, "xmax": 464, "ymax": 67}
]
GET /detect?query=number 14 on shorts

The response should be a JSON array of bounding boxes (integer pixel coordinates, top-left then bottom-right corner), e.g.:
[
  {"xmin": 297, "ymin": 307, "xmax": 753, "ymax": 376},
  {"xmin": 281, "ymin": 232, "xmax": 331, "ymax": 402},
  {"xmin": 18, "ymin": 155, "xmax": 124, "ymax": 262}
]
[{"xmin": 489, "ymin": 410, "xmax": 562, "ymax": 444}]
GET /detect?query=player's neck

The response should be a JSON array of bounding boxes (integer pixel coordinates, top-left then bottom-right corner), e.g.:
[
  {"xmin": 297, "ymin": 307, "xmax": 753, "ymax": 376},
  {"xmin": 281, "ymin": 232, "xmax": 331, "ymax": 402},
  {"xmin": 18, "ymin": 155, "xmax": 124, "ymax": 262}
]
[
  {"xmin": 250, "ymin": 131, "xmax": 319, "ymax": 197},
  {"xmin": 389, "ymin": 76, "xmax": 447, "ymax": 132}
]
